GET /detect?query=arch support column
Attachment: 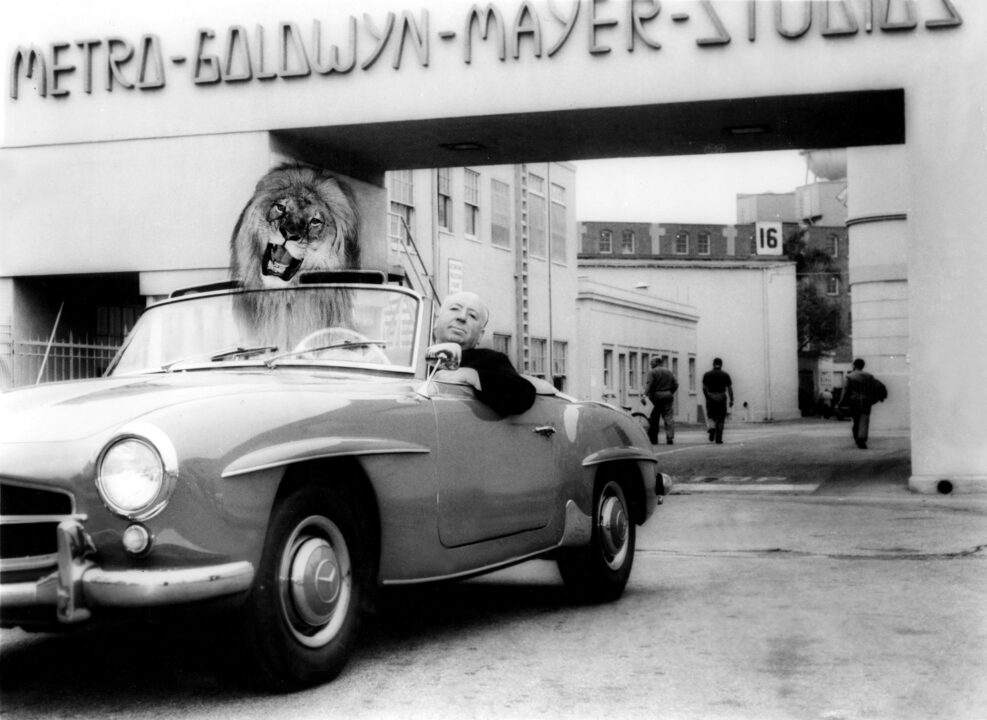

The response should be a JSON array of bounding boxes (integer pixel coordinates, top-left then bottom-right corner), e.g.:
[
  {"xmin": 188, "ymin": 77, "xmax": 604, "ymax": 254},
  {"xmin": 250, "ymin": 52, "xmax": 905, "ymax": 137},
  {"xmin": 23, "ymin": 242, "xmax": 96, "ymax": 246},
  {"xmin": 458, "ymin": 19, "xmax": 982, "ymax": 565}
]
[{"xmin": 845, "ymin": 147, "xmax": 910, "ymax": 433}]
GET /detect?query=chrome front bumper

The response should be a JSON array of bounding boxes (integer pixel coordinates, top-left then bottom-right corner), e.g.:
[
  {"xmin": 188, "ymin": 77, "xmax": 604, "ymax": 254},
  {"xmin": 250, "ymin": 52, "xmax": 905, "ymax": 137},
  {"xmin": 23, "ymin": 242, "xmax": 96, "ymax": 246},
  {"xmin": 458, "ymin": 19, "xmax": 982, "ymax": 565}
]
[{"xmin": 1, "ymin": 519, "xmax": 254, "ymax": 624}]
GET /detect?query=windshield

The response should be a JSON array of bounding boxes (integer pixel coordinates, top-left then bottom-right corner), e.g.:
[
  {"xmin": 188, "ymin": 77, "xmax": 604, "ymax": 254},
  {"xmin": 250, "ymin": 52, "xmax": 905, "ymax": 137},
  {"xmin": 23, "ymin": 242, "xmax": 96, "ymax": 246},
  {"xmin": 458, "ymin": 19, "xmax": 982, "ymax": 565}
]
[{"xmin": 108, "ymin": 285, "xmax": 424, "ymax": 375}]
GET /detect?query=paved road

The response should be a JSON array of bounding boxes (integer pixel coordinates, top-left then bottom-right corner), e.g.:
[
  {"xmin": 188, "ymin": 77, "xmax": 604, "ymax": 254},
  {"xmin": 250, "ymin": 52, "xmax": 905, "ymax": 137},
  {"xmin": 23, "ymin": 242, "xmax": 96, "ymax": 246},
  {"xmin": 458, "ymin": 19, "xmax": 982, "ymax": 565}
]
[
  {"xmin": 2, "ymin": 420, "xmax": 985, "ymax": 720},
  {"xmin": 654, "ymin": 417, "xmax": 913, "ymax": 496}
]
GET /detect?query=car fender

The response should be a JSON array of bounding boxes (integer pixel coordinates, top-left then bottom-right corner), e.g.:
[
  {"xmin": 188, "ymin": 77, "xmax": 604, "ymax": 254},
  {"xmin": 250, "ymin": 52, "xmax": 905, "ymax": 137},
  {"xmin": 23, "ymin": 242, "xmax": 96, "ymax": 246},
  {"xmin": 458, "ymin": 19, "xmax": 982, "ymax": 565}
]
[
  {"xmin": 581, "ymin": 446, "xmax": 657, "ymax": 468},
  {"xmin": 221, "ymin": 437, "xmax": 431, "ymax": 478}
]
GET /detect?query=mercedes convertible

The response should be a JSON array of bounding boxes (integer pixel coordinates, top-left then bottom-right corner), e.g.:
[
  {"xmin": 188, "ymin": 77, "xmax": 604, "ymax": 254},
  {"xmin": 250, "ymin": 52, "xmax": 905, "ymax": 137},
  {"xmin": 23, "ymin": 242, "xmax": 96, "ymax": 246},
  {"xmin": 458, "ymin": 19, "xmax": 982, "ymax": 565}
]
[{"xmin": 0, "ymin": 274, "xmax": 665, "ymax": 689}]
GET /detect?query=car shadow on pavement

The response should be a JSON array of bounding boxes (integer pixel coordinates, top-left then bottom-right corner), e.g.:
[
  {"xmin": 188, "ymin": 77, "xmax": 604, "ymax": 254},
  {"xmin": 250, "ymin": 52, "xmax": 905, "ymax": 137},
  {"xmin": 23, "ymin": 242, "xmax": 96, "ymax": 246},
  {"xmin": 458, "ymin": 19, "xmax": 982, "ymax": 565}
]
[
  {"xmin": 0, "ymin": 614, "xmax": 251, "ymax": 706},
  {"xmin": 0, "ymin": 566, "xmax": 586, "ymax": 705}
]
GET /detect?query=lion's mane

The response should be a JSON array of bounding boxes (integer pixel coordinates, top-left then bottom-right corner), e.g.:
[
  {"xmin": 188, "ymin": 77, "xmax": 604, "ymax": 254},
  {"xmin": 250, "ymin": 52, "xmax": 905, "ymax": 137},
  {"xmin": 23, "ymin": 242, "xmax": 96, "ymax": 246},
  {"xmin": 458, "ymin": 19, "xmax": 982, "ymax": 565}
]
[{"xmin": 229, "ymin": 163, "xmax": 361, "ymax": 347}]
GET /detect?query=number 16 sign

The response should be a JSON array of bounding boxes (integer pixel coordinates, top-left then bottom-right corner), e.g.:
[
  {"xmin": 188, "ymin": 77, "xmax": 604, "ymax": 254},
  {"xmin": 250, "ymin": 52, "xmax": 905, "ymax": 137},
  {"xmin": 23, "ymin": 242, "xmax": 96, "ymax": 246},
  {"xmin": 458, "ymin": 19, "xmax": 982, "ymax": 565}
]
[{"xmin": 755, "ymin": 221, "xmax": 783, "ymax": 256}]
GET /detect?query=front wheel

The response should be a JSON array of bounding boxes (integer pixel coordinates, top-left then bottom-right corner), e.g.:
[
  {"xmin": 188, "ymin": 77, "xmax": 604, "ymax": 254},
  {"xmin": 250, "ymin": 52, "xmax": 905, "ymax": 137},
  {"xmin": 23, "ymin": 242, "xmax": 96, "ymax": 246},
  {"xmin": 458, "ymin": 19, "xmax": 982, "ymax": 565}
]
[
  {"xmin": 557, "ymin": 479, "xmax": 635, "ymax": 603},
  {"xmin": 241, "ymin": 484, "xmax": 376, "ymax": 690}
]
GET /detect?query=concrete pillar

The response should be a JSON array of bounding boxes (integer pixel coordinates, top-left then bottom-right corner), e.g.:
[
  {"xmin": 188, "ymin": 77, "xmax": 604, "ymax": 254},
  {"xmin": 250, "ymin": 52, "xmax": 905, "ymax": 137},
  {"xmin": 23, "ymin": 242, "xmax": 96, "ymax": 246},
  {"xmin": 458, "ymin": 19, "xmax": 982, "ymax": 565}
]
[
  {"xmin": 904, "ymin": 53, "xmax": 987, "ymax": 494},
  {"xmin": 845, "ymin": 146, "xmax": 910, "ymax": 433}
]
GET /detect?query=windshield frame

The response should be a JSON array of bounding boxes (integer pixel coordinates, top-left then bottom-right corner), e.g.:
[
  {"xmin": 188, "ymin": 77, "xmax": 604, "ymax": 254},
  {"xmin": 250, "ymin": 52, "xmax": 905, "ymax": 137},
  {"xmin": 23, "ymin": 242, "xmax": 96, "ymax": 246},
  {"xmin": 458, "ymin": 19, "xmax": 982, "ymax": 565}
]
[{"xmin": 105, "ymin": 283, "xmax": 430, "ymax": 378}]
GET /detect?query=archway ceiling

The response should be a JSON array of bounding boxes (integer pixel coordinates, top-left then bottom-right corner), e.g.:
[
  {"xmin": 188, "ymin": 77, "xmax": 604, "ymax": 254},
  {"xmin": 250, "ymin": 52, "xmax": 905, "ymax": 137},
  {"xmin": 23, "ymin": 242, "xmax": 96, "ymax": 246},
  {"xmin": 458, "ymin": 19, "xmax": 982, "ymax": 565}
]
[{"xmin": 276, "ymin": 89, "xmax": 903, "ymax": 178}]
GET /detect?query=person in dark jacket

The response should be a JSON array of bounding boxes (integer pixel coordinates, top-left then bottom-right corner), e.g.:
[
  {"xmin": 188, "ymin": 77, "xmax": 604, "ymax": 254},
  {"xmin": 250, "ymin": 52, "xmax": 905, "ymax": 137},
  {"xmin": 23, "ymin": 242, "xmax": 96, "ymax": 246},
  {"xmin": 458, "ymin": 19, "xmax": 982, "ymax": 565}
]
[
  {"xmin": 642, "ymin": 356, "xmax": 678, "ymax": 444},
  {"xmin": 837, "ymin": 358, "xmax": 886, "ymax": 449},
  {"xmin": 702, "ymin": 357, "xmax": 734, "ymax": 444},
  {"xmin": 426, "ymin": 292, "xmax": 536, "ymax": 416}
]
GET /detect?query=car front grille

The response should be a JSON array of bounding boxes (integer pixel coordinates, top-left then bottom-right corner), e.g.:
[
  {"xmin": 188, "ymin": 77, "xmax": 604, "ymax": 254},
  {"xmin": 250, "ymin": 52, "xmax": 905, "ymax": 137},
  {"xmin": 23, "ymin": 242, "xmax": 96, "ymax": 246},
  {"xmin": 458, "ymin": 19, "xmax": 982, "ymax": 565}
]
[{"xmin": 0, "ymin": 482, "xmax": 77, "ymax": 582}]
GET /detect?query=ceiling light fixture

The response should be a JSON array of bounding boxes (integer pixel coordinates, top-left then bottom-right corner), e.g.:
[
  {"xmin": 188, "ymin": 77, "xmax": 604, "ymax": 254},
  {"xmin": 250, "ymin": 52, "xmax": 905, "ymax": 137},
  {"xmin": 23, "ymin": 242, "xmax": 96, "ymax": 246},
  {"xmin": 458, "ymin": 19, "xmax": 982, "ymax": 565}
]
[
  {"xmin": 440, "ymin": 141, "xmax": 487, "ymax": 151},
  {"xmin": 726, "ymin": 125, "xmax": 770, "ymax": 135}
]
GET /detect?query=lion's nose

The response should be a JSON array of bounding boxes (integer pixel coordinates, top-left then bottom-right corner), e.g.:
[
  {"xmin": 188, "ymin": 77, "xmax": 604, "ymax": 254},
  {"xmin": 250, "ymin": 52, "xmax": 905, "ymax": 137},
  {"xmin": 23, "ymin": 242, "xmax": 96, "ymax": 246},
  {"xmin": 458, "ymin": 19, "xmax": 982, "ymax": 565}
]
[{"xmin": 280, "ymin": 228, "xmax": 301, "ymax": 242}]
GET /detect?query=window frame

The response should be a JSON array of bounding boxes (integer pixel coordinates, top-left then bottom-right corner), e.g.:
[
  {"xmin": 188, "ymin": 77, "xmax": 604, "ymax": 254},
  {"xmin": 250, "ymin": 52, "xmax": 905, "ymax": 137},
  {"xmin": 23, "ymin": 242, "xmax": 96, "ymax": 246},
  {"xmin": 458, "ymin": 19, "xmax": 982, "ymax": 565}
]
[
  {"xmin": 826, "ymin": 233, "xmax": 840, "ymax": 258},
  {"xmin": 528, "ymin": 173, "xmax": 547, "ymax": 258},
  {"xmin": 697, "ymin": 231, "xmax": 711, "ymax": 255},
  {"xmin": 621, "ymin": 229, "xmax": 635, "ymax": 254},
  {"xmin": 437, "ymin": 167, "xmax": 452, "ymax": 231},
  {"xmin": 550, "ymin": 182, "xmax": 567, "ymax": 264},
  {"xmin": 464, "ymin": 168, "xmax": 480, "ymax": 239},
  {"xmin": 490, "ymin": 179, "xmax": 512, "ymax": 248},
  {"xmin": 675, "ymin": 231, "xmax": 690, "ymax": 255}
]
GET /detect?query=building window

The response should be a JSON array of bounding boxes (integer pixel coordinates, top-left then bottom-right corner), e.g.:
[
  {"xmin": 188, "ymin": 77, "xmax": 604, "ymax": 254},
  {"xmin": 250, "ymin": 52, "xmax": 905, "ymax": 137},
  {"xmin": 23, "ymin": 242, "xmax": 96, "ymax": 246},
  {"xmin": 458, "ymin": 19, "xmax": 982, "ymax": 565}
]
[
  {"xmin": 529, "ymin": 173, "xmax": 547, "ymax": 257},
  {"xmin": 464, "ymin": 169, "xmax": 480, "ymax": 238},
  {"xmin": 827, "ymin": 275, "xmax": 841, "ymax": 295},
  {"xmin": 492, "ymin": 332, "xmax": 511, "ymax": 356},
  {"xmin": 437, "ymin": 167, "xmax": 452, "ymax": 231},
  {"xmin": 628, "ymin": 351, "xmax": 638, "ymax": 390},
  {"xmin": 748, "ymin": 231, "xmax": 757, "ymax": 254},
  {"xmin": 621, "ymin": 230, "xmax": 635, "ymax": 254},
  {"xmin": 491, "ymin": 179, "xmax": 512, "ymax": 248},
  {"xmin": 599, "ymin": 230, "xmax": 613, "ymax": 254},
  {"xmin": 826, "ymin": 233, "xmax": 840, "ymax": 258},
  {"xmin": 697, "ymin": 231, "xmax": 711, "ymax": 255},
  {"xmin": 530, "ymin": 337, "xmax": 547, "ymax": 377},
  {"xmin": 675, "ymin": 231, "xmax": 689, "ymax": 254},
  {"xmin": 388, "ymin": 202, "xmax": 414, "ymax": 250},
  {"xmin": 689, "ymin": 356, "xmax": 696, "ymax": 392},
  {"xmin": 387, "ymin": 170, "xmax": 415, "ymax": 249},
  {"xmin": 603, "ymin": 348, "xmax": 613, "ymax": 391},
  {"xmin": 550, "ymin": 182, "xmax": 567, "ymax": 263},
  {"xmin": 552, "ymin": 340, "xmax": 568, "ymax": 390}
]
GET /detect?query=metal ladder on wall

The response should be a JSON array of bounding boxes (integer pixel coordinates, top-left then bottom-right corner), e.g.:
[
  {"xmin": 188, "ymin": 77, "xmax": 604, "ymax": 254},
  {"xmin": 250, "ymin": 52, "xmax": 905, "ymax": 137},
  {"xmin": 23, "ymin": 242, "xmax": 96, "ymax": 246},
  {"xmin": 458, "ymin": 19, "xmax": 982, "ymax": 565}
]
[
  {"xmin": 392, "ymin": 215, "xmax": 438, "ymax": 303},
  {"xmin": 516, "ymin": 166, "xmax": 531, "ymax": 374}
]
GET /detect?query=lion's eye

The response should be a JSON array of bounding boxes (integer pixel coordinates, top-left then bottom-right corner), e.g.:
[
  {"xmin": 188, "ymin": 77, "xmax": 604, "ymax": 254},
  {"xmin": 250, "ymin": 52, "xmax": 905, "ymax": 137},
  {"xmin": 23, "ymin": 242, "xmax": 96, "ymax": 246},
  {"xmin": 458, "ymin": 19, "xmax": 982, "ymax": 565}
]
[
  {"xmin": 269, "ymin": 202, "xmax": 286, "ymax": 219},
  {"xmin": 309, "ymin": 218, "xmax": 324, "ymax": 228}
]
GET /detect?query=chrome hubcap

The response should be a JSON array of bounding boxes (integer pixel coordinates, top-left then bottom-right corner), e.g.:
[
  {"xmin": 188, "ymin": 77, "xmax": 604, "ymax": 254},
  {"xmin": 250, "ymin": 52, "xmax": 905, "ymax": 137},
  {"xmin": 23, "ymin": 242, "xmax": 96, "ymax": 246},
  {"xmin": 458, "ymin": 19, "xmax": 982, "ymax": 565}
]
[
  {"xmin": 289, "ymin": 537, "xmax": 342, "ymax": 626},
  {"xmin": 598, "ymin": 486, "xmax": 629, "ymax": 569},
  {"xmin": 278, "ymin": 516, "xmax": 352, "ymax": 648}
]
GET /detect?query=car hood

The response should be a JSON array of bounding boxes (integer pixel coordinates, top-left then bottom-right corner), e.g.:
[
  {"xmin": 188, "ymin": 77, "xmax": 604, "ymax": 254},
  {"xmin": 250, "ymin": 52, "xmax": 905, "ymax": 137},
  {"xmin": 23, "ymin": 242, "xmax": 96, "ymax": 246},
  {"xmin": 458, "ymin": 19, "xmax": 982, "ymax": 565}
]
[{"xmin": 0, "ymin": 369, "xmax": 404, "ymax": 443}]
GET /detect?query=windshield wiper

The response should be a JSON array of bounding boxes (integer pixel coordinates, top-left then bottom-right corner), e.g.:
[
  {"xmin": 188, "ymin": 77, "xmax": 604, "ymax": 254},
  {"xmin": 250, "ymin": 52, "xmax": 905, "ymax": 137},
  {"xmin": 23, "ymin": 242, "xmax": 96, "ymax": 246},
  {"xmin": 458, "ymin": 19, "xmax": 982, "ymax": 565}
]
[
  {"xmin": 210, "ymin": 345, "xmax": 279, "ymax": 361},
  {"xmin": 265, "ymin": 340, "xmax": 387, "ymax": 367},
  {"xmin": 161, "ymin": 345, "xmax": 279, "ymax": 372}
]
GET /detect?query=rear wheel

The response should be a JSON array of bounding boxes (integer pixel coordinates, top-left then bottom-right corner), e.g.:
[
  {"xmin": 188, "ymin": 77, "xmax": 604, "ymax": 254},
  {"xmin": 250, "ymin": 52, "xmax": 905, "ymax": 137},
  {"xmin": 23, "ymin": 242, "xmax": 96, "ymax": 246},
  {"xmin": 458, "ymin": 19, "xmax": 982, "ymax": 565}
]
[
  {"xmin": 241, "ymin": 484, "xmax": 376, "ymax": 690},
  {"xmin": 557, "ymin": 479, "xmax": 635, "ymax": 603}
]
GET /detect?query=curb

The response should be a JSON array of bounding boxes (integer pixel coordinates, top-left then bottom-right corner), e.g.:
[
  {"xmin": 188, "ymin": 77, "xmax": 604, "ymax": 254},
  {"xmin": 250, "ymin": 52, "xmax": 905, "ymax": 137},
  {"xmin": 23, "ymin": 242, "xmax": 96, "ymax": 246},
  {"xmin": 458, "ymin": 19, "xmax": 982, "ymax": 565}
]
[{"xmin": 668, "ymin": 475, "xmax": 820, "ymax": 495}]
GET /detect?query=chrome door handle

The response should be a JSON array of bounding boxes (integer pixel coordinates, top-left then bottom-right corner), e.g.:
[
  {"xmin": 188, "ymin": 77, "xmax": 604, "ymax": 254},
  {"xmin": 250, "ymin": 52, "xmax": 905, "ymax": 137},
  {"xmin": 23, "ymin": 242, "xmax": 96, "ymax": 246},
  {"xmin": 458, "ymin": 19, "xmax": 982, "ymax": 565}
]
[{"xmin": 533, "ymin": 426, "xmax": 556, "ymax": 437}]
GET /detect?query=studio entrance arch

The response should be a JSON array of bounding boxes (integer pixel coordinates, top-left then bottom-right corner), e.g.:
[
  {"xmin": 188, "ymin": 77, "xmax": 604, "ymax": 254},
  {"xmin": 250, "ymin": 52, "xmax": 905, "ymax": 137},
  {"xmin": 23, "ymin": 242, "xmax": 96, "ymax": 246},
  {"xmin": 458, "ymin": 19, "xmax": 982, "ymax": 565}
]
[{"xmin": 3, "ymin": 2, "xmax": 984, "ymax": 495}]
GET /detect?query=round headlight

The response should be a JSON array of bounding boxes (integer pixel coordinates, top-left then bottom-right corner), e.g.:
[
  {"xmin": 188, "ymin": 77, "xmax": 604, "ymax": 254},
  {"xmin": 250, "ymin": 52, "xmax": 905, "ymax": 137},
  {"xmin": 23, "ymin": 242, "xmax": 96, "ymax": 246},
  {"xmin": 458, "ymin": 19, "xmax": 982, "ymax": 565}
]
[{"xmin": 97, "ymin": 433, "xmax": 174, "ymax": 520}]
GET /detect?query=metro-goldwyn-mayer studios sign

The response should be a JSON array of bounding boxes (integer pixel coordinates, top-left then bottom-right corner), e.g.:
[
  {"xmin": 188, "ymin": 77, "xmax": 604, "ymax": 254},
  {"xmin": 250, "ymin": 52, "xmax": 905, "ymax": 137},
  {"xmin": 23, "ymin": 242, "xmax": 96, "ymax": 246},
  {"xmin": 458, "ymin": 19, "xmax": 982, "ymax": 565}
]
[{"xmin": 9, "ymin": 1, "xmax": 963, "ymax": 100}]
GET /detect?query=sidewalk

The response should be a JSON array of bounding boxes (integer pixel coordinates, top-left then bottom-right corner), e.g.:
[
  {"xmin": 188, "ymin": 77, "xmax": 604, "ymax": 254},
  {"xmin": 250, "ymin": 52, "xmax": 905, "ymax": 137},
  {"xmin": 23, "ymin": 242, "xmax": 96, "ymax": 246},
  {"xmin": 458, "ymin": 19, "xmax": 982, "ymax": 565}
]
[{"xmin": 651, "ymin": 417, "xmax": 920, "ymax": 498}]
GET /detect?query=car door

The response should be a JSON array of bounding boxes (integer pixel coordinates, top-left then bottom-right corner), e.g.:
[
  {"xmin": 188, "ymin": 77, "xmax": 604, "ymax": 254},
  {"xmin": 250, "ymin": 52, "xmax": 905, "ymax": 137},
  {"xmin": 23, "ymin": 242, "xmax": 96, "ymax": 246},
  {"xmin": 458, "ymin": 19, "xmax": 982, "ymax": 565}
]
[{"xmin": 430, "ymin": 380, "xmax": 560, "ymax": 548}]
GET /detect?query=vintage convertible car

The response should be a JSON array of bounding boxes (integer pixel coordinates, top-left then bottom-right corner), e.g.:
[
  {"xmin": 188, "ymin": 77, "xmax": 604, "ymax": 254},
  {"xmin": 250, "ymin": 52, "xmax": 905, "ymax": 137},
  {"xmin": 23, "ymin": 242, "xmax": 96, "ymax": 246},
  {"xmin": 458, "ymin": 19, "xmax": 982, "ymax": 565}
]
[{"xmin": 0, "ymin": 274, "xmax": 664, "ymax": 689}]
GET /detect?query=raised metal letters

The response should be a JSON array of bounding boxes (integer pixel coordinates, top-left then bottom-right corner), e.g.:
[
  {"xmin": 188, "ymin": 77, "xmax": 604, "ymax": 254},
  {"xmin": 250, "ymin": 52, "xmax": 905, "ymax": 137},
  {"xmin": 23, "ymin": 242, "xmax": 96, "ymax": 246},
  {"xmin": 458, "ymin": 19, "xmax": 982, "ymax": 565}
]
[{"xmin": 6, "ymin": 1, "xmax": 966, "ymax": 101}]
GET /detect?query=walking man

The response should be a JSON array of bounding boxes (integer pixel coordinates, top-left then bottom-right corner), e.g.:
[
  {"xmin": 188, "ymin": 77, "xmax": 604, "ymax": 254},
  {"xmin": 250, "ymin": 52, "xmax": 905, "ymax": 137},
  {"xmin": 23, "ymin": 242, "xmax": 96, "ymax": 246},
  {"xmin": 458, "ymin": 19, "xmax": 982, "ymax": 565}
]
[
  {"xmin": 837, "ymin": 358, "xmax": 887, "ymax": 449},
  {"xmin": 642, "ymin": 356, "xmax": 678, "ymax": 444},
  {"xmin": 702, "ymin": 358, "xmax": 734, "ymax": 444}
]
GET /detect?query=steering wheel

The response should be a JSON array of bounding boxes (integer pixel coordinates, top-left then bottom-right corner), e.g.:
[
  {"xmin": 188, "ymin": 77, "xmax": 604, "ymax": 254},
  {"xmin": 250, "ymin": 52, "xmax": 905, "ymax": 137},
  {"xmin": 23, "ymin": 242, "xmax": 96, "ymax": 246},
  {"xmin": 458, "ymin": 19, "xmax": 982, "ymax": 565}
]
[{"xmin": 292, "ymin": 327, "xmax": 390, "ymax": 364}]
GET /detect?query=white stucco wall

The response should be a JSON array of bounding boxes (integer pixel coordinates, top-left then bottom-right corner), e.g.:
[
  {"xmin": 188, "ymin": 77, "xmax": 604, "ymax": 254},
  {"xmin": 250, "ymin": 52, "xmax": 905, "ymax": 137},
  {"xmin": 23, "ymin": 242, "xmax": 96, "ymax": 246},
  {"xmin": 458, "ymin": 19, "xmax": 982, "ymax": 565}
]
[
  {"xmin": 580, "ymin": 261, "xmax": 799, "ymax": 423},
  {"xmin": 575, "ymin": 277, "xmax": 698, "ymax": 418}
]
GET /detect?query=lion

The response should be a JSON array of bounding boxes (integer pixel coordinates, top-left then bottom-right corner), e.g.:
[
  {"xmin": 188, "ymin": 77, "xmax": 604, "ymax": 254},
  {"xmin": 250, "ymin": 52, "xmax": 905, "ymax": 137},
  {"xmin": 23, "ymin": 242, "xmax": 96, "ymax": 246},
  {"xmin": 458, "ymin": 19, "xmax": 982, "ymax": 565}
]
[{"xmin": 229, "ymin": 163, "xmax": 362, "ymax": 348}]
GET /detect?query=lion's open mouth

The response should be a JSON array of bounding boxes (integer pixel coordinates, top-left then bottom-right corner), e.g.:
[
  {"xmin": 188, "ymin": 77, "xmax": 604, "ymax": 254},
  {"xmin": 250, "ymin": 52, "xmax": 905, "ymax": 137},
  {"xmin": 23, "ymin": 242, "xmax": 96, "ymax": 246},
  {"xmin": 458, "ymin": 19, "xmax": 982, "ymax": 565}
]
[{"xmin": 262, "ymin": 242, "xmax": 304, "ymax": 281}]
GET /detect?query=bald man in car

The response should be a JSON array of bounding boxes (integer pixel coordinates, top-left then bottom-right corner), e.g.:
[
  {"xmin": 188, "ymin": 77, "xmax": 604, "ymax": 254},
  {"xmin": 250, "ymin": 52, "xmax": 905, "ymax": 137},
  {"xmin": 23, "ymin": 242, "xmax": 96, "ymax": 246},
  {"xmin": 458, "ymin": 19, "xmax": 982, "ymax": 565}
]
[{"xmin": 426, "ymin": 291, "xmax": 536, "ymax": 416}]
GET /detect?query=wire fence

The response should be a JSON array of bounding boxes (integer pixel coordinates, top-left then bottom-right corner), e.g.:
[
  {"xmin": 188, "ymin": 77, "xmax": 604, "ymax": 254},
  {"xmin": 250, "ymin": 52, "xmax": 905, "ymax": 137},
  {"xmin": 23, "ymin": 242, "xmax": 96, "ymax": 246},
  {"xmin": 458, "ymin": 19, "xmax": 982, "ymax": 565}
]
[{"xmin": 0, "ymin": 331, "xmax": 120, "ymax": 389}]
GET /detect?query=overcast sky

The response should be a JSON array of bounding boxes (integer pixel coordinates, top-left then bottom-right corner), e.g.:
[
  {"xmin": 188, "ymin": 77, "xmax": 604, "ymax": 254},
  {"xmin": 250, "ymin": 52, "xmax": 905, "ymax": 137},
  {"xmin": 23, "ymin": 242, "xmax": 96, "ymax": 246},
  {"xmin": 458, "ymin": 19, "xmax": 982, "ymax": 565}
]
[{"xmin": 573, "ymin": 150, "xmax": 809, "ymax": 225}]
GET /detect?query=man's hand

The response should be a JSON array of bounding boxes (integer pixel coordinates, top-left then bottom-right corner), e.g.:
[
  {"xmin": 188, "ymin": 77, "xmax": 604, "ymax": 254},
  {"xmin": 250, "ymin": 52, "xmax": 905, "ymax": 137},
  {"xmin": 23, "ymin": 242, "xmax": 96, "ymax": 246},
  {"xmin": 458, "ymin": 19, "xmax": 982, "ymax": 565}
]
[
  {"xmin": 426, "ymin": 342, "xmax": 462, "ymax": 369},
  {"xmin": 434, "ymin": 367, "xmax": 482, "ymax": 391}
]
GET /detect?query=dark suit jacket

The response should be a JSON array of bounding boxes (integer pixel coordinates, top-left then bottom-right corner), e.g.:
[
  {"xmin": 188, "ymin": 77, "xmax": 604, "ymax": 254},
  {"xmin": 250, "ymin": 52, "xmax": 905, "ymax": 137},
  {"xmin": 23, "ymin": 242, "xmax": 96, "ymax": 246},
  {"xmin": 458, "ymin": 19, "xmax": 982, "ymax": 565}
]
[{"xmin": 460, "ymin": 348, "xmax": 536, "ymax": 416}]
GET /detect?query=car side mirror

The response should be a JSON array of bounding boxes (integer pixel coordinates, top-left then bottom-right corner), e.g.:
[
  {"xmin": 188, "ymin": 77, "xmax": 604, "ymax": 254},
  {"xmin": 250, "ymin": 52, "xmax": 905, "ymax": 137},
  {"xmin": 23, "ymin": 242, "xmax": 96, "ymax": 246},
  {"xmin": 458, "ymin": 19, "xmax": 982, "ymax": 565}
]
[{"xmin": 415, "ymin": 351, "xmax": 455, "ymax": 398}]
